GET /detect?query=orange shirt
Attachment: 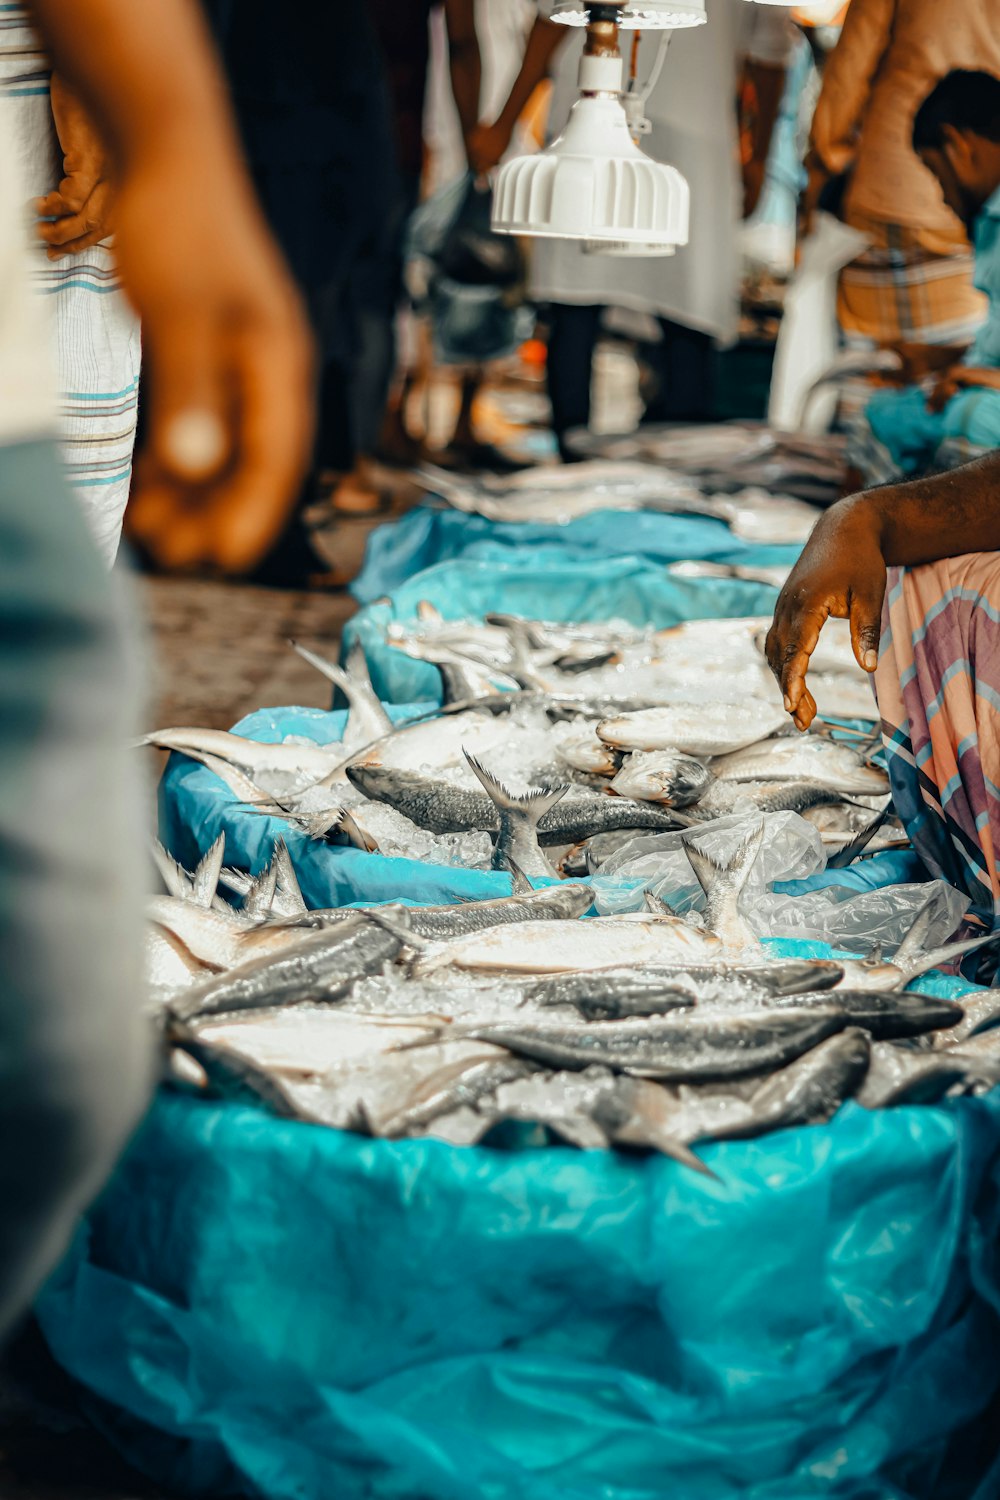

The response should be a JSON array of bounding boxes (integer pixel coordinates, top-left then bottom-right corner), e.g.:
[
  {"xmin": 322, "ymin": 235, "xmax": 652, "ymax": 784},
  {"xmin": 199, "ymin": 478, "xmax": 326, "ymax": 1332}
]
[{"xmin": 810, "ymin": 0, "xmax": 1000, "ymax": 243}]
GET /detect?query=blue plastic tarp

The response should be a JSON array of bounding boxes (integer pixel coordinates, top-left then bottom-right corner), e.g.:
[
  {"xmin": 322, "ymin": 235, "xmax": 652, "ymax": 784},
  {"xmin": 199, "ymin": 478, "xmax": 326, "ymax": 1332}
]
[
  {"xmin": 351, "ymin": 505, "xmax": 803, "ymax": 605},
  {"xmin": 36, "ymin": 1076, "xmax": 1000, "ymax": 1500},
  {"xmin": 343, "ymin": 553, "xmax": 783, "ymax": 706}
]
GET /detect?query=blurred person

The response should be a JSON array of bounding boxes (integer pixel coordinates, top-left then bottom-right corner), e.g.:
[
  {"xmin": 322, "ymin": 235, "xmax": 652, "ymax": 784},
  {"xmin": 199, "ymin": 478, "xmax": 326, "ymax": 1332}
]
[
  {"xmin": 470, "ymin": 2, "xmax": 796, "ymax": 459},
  {"xmin": 803, "ymin": 0, "xmax": 1000, "ymax": 367},
  {"xmin": 0, "ymin": 39, "xmax": 140, "ymax": 567},
  {"xmin": 765, "ymin": 448, "xmax": 1000, "ymax": 927},
  {"xmin": 201, "ymin": 0, "xmax": 396, "ymax": 564},
  {"xmin": 847, "ymin": 71, "xmax": 1000, "ymax": 484},
  {"xmin": 0, "ymin": 0, "xmax": 310, "ymax": 1342}
]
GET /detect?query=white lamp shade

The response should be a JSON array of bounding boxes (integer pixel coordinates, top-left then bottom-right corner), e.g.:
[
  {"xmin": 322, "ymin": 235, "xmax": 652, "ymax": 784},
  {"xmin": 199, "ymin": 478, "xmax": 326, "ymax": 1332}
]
[
  {"xmin": 550, "ymin": 0, "xmax": 707, "ymax": 27},
  {"xmin": 492, "ymin": 94, "xmax": 689, "ymax": 255}
]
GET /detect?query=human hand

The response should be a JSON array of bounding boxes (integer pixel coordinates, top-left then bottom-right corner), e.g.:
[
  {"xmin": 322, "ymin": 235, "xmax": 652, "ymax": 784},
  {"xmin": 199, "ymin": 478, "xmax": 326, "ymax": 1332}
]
[
  {"xmin": 467, "ymin": 120, "xmax": 513, "ymax": 175},
  {"xmin": 765, "ymin": 499, "xmax": 887, "ymax": 732},
  {"xmin": 35, "ymin": 73, "xmax": 114, "ymax": 257},
  {"xmin": 118, "ymin": 140, "xmax": 313, "ymax": 573}
]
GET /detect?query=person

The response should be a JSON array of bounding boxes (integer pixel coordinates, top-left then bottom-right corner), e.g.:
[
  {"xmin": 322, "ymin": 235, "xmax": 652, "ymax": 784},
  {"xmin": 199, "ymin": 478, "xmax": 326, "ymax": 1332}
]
[
  {"xmin": 847, "ymin": 70, "xmax": 1000, "ymax": 485},
  {"xmin": 804, "ymin": 0, "xmax": 1000, "ymax": 363},
  {"xmin": 0, "ymin": 0, "xmax": 311, "ymax": 1343},
  {"xmin": 0, "ymin": 38, "xmax": 140, "ymax": 567},
  {"xmin": 765, "ymin": 449, "xmax": 1000, "ymax": 926},
  {"xmin": 470, "ymin": 3, "xmax": 796, "ymax": 458}
]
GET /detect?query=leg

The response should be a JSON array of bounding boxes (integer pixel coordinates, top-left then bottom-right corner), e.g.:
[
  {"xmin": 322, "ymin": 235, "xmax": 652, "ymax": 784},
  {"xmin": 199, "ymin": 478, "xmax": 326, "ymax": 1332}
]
[
  {"xmin": 546, "ymin": 303, "xmax": 602, "ymax": 460},
  {"xmin": 642, "ymin": 319, "xmax": 716, "ymax": 423},
  {"xmin": 875, "ymin": 551, "xmax": 1000, "ymax": 922},
  {"xmin": 0, "ymin": 439, "xmax": 150, "ymax": 1340}
]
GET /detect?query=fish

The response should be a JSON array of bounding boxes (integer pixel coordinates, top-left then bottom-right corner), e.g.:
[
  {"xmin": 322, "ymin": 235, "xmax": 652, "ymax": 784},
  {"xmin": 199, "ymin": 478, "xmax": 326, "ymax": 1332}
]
[
  {"xmin": 150, "ymin": 833, "xmax": 231, "ymax": 915},
  {"xmin": 290, "ymin": 639, "xmax": 393, "ymax": 750},
  {"xmin": 137, "ymin": 727, "xmax": 342, "ymax": 782},
  {"xmin": 664, "ymin": 1029, "xmax": 872, "ymax": 1145},
  {"xmin": 519, "ymin": 971, "xmax": 698, "ymax": 1019},
  {"xmin": 489, "ymin": 1067, "xmax": 712, "ymax": 1173},
  {"xmin": 556, "ymin": 725, "xmax": 623, "ymax": 778},
  {"xmin": 395, "ymin": 913, "xmax": 723, "ymax": 977},
  {"xmin": 610, "ymin": 751, "xmax": 713, "ymax": 807},
  {"xmin": 169, "ymin": 911, "xmax": 407, "ymax": 1021},
  {"xmin": 681, "ymin": 820, "xmax": 764, "ymax": 950},
  {"xmin": 858, "ymin": 1035, "xmax": 1000, "ymax": 1107},
  {"xmin": 219, "ymin": 838, "xmax": 307, "ymax": 919},
  {"xmin": 344, "ymin": 763, "xmax": 683, "ymax": 845},
  {"xmin": 460, "ymin": 1007, "xmax": 847, "ymax": 1082},
  {"xmin": 768, "ymin": 988, "xmax": 964, "ymax": 1040},
  {"xmin": 667, "ymin": 559, "xmax": 792, "ymax": 591},
  {"xmin": 597, "ymin": 702, "xmax": 788, "ymax": 757},
  {"xmin": 463, "ymin": 751, "xmax": 566, "ymax": 880},
  {"xmin": 711, "ymin": 736, "xmax": 890, "ymax": 796}
]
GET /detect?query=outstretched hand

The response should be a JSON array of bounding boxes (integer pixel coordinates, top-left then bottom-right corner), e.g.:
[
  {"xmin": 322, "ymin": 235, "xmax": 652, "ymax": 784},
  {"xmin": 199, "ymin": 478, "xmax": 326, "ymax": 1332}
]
[{"xmin": 764, "ymin": 502, "xmax": 887, "ymax": 732}]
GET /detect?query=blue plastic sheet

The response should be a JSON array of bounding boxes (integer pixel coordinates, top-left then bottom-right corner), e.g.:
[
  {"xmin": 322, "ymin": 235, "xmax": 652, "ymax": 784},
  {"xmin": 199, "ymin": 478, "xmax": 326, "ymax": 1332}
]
[
  {"xmin": 343, "ymin": 553, "xmax": 782, "ymax": 706},
  {"xmin": 351, "ymin": 505, "xmax": 802, "ymax": 605},
  {"xmin": 36, "ymin": 1076, "xmax": 1000, "ymax": 1500}
]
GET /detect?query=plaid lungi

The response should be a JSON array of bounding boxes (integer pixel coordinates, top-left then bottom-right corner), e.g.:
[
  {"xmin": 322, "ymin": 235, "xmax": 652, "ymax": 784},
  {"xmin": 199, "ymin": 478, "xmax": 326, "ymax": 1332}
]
[
  {"xmin": 839, "ymin": 212, "xmax": 987, "ymax": 348},
  {"xmin": 875, "ymin": 552, "xmax": 1000, "ymax": 924}
]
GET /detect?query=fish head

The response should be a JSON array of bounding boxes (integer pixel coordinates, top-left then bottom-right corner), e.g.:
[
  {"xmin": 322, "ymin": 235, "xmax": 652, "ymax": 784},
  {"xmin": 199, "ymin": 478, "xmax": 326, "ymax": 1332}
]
[{"xmin": 612, "ymin": 751, "xmax": 712, "ymax": 807}]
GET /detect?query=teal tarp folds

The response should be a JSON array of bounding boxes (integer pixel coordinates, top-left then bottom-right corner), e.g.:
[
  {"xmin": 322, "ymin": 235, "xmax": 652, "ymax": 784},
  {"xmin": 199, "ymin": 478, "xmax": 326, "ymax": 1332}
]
[
  {"xmin": 342, "ymin": 553, "xmax": 781, "ymax": 705},
  {"xmin": 36, "ymin": 1083, "xmax": 1000, "ymax": 1500},
  {"xmin": 350, "ymin": 504, "xmax": 802, "ymax": 604}
]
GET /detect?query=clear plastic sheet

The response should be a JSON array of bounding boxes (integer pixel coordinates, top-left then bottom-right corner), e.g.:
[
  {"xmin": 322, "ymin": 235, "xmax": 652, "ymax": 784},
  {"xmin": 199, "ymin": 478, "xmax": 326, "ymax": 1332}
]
[{"xmin": 591, "ymin": 812, "xmax": 970, "ymax": 954}]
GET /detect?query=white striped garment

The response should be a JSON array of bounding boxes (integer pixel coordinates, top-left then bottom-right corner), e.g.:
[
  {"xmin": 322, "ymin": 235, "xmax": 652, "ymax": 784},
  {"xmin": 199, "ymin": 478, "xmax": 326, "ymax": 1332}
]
[{"xmin": 0, "ymin": 3, "xmax": 140, "ymax": 565}]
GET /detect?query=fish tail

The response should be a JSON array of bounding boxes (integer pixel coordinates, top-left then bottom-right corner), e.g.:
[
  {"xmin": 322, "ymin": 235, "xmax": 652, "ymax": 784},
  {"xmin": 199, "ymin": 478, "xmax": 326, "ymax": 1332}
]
[
  {"xmin": 193, "ymin": 832, "xmax": 226, "ymax": 908},
  {"xmin": 498, "ymin": 851, "xmax": 534, "ymax": 896},
  {"xmin": 682, "ymin": 818, "xmax": 765, "ymax": 902},
  {"xmin": 900, "ymin": 928, "xmax": 1000, "ymax": 984},
  {"xmin": 463, "ymin": 751, "xmax": 568, "ymax": 829}
]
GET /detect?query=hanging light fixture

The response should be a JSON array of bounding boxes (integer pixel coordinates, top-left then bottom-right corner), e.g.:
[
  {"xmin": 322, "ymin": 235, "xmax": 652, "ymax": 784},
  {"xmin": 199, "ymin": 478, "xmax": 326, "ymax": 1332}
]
[
  {"xmin": 491, "ymin": 1, "xmax": 691, "ymax": 257},
  {"xmin": 549, "ymin": 0, "xmax": 706, "ymax": 27}
]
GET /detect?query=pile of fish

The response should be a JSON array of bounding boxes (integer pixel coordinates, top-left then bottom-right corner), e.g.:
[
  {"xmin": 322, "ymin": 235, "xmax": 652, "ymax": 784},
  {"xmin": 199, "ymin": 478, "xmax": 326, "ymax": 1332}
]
[
  {"xmin": 417, "ymin": 459, "xmax": 823, "ymax": 545},
  {"xmin": 150, "ymin": 828, "xmax": 1000, "ymax": 1174},
  {"xmin": 140, "ymin": 610, "xmax": 899, "ymax": 880},
  {"xmin": 564, "ymin": 423, "xmax": 848, "ymax": 506}
]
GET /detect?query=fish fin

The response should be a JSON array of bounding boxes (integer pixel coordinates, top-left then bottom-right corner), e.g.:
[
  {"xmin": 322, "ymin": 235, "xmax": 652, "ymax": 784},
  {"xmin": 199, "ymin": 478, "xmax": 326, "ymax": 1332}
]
[
  {"xmin": 643, "ymin": 890, "xmax": 679, "ymax": 919},
  {"xmin": 271, "ymin": 837, "xmax": 307, "ymax": 915},
  {"xmin": 891, "ymin": 886, "xmax": 951, "ymax": 971},
  {"xmin": 826, "ymin": 804, "xmax": 892, "ymax": 869},
  {"xmin": 900, "ymin": 928, "xmax": 1000, "ymax": 984},
  {"xmin": 463, "ymin": 750, "xmax": 569, "ymax": 827},
  {"xmin": 192, "ymin": 832, "xmax": 226, "ymax": 908},
  {"xmin": 149, "ymin": 837, "xmax": 193, "ymax": 900},
  {"xmin": 289, "ymin": 639, "xmax": 356, "ymax": 700},
  {"xmin": 681, "ymin": 819, "xmax": 765, "ymax": 902},
  {"xmin": 242, "ymin": 857, "xmax": 279, "ymax": 920},
  {"xmin": 499, "ymin": 851, "xmax": 534, "ymax": 896}
]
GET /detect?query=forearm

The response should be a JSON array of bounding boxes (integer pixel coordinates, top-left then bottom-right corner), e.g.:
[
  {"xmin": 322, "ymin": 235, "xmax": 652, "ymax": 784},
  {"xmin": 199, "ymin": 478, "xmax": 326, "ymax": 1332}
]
[
  {"xmin": 837, "ymin": 452, "xmax": 1000, "ymax": 568},
  {"xmin": 494, "ymin": 18, "xmax": 565, "ymax": 134},
  {"xmin": 28, "ymin": 0, "xmax": 239, "ymax": 173}
]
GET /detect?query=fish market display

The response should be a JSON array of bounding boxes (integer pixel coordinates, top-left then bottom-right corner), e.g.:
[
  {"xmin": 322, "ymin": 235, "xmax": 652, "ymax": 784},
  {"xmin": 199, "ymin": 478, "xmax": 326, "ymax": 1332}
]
[{"xmin": 139, "ymin": 583, "xmax": 1000, "ymax": 1180}]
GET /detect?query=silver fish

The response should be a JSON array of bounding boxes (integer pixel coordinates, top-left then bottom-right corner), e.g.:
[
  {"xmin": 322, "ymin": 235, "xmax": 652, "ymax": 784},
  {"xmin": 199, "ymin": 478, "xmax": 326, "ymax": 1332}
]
[
  {"xmin": 290, "ymin": 639, "xmax": 393, "ymax": 750},
  {"xmin": 463, "ymin": 751, "xmax": 566, "ymax": 880},
  {"xmin": 462, "ymin": 1007, "xmax": 847, "ymax": 1081},
  {"xmin": 345, "ymin": 763, "xmax": 682, "ymax": 846},
  {"xmin": 610, "ymin": 751, "xmax": 712, "ymax": 807},
  {"xmin": 681, "ymin": 820, "xmax": 764, "ymax": 950},
  {"xmin": 598, "ymin": 702, "xmax": 788, "ymax": 757},
  {"xmin": 169, "ymin": 911, "xmax": 406, "ymax": 1021}
]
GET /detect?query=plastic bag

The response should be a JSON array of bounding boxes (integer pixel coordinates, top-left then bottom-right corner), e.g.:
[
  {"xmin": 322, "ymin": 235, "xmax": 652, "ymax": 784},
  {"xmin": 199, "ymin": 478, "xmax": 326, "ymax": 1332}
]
[{"xmin": 591, "ymin": 811, "xmax": 970, "ymax": 954}]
